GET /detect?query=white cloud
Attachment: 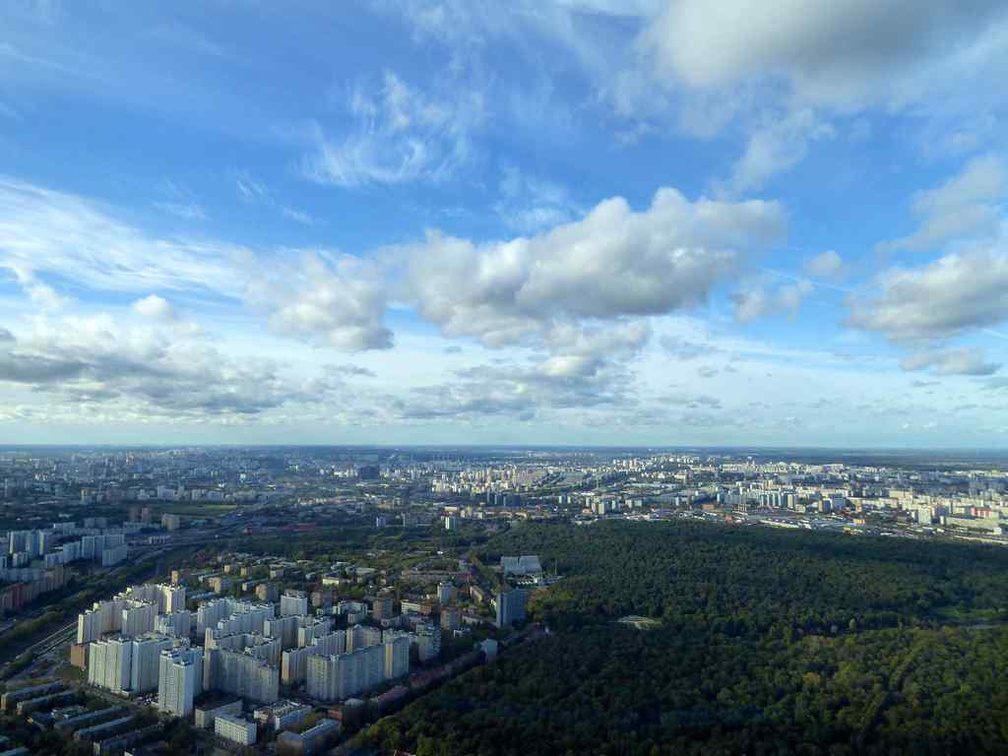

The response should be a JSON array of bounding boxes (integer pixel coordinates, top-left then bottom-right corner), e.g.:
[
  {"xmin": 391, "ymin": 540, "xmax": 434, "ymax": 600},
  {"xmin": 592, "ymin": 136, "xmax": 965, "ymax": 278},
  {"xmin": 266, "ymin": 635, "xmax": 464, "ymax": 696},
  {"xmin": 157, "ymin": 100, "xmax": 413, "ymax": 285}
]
[
  {"xmin": 846, "ymin": 247, "xmax": 1008, "ymax": 341},
  {"xmin": 722, "ymin": 108, "xmax": 836, "ymax": 193},
  {"xmin": 900, "ymin": 347, "xmax": 1001, "ymax": 376},
  {"xmin": 0, "ymin": 176, "xmax": 244, "ymax": 296},
  {"xmin": 733, "ymin": 278, "xmax": 813, "ymax": 323},
  {"xmin": 7, "ymin": 265, "xmax": 70, "ymax": 311},
  {"xmin": 388, "ymin": 322, "xmax": 651, "ymax": 423},
  {"xmin": 0, "ymin": 178, "xmax": 391, "ymax": 352},
  {"xmin": 303, "ymin": 70, "xmax": 484, "ymax": 187},
  {"xmin": 641, "ymin": 0, "xmax": 1008, "ymax": 109},
  {"xmin": 131, "ymin": 294, "xmax": 175, "ymax": 321},
  {"xmin": 0, "ymin": 314, "xmax": 304, "ymax": 418},
  {"xmin": 402, "ymin": 186, "xmax": 784, "ymax": 346},
  {"xmin": 280, "ymin": 206, "xmax": 319, "ymax": 225},
  {"xmin": 883, "ymin": 155, "xmax": 1005, "ymax": 251},
  {"xmin": 494, "ymin": 164, "xmax": 579, "ymax": 232},
  {"xmin": 236, "ymin": 173, "xmax": 269, "ymax": 203},
  {"xmin": 247, "ymin": 252, "xmax": 392, "ymax": 351},
  {"xmin": 804, "ymin": 250, "xmax": 844, "ymax": 278}
]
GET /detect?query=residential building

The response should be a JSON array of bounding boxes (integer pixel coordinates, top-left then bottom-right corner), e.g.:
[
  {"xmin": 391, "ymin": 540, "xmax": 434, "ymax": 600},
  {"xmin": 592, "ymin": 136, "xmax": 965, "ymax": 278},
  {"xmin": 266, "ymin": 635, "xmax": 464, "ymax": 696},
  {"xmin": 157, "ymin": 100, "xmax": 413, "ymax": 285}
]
[
  {"xmin": 215, "ymin": 712, "xmax": 257, "ymax": 746},
  {"xmin": 157, "ymin": 647, "xmax": 203, "ymax": 717}
]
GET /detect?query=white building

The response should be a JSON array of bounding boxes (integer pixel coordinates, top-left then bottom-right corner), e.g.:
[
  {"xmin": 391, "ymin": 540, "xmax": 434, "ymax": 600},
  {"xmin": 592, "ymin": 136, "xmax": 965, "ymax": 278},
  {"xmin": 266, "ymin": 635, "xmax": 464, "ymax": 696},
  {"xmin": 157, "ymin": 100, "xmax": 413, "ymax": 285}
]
[
  {"xmin": 279, "ymin": 590, "xmax": 308, "ymax": 617},
  {"xmin": 78, "ymin": 596, "xmax": 128, "ymax": 644},
  {"xmin": 346, "ymin": 624, "xmax": 382, "ymax": 652},
  {"xmin": 129, "ymin": 634, "xmax": 175, "ymax": 693},
  {"xmin": 204, "ymin": 648, "xmax": 279, "ymax": 704},
  {"xmin": 413, "ymin": 624, "xmax": 441, "ymax": 662},
  {"xmin": 121, "ymin": 601, "xmax": 157, "ymax": 638},
  {"xmin": 155, "ymin": 611, "xmax": 192, "ymax": 639},
  {"xmin": 161, "ymin": 584, "xmax": 187, "ymax": 614},
  {"xmin": 281, "ymin": 631, "xmax": 346, "ymax": 685},
  {"xmin": 158, "ymin": 647, "xmax": 203, "ymax": 717},
  {"xmin": 214, "ymin": 712, "xmax": 257, "ymax": 746},
  {"xmin": 306, "ymin": 634, "xmax": 406, "ymax": 702},
  {"xmin": 383, "ymin": 632, "xmax": 410, "ymax": 680},
  {"xmin": 88, "ymin": 637, "xmax": 132, "ymax": 694}
]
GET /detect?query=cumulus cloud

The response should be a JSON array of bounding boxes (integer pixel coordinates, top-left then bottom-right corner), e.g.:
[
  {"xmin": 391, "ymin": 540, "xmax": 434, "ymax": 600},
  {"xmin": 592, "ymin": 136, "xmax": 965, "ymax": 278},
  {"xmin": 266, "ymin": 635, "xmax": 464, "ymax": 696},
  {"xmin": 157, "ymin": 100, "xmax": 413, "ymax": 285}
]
[
  {"xmin": 303, "ymin": 70, "xmax": 484, "ymax": 187},
  {"xmin": 899, "ymin": 347, "xmax": 1001, "ymax": 376},
  {"xmin": 385, "ymin": 321, "xmax": 652, "ymax": 422},
  {"xmin": 0, "ymin": 316, "xmax": 301, "ymax": 418},
  {"xmin": 732, "ymin": 286, "xmax": 771, "ymax": 325},
  {"xmin": 247, "ymin": 252, "xmax": 392, "ymax": 351},
  {"xmin": 402, "ymin": 186, "xmax": 784, "ymax": 346},
  {"xmin": 131, "ymin": 294, "xmax": 175, "ymax": 321},
  {"xmin": 804, "ymin": 250, "xmax": 844, "ymax": 278},
  {"xmin": 846, "ymin": 248, "xmax": 1008, "ymax": 341},
  {"xmin": 732, "ymin": 279, "xmax": 813, "ymax": 323},
  {"xmin": 641, "ymin": 0, "xmax": 1008, "ymax": 109},
  {"xmin": 881, "ymin": 155, "xmax": 1005, "ymax": 251}
]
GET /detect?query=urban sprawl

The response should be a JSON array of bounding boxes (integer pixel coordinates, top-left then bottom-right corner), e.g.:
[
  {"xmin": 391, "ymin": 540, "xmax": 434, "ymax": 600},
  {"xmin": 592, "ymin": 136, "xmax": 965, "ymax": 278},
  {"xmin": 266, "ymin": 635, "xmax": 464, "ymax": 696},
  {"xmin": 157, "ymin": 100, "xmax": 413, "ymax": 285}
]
[{"xmin": 0, "ymin": 447, "xmax": 1005, "ymax": 755}]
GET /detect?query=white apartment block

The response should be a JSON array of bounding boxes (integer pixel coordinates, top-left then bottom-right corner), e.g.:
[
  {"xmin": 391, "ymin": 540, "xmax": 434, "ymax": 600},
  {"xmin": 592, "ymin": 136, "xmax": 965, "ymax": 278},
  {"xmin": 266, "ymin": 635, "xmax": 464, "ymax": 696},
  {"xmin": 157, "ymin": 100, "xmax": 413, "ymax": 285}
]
[
  {"xmin": 280, "ymin": 630, "xmax": 346, "ymax": 685},
  {"xmin": 155, "ymin": 610, "xmax": 192, "ymax": 639},
  {"xmin": 214, "ymin": 712, "xmax": 257, "ymax": 745},
  {"xmin": 203, "ymin": 648, "xmax": 279, "ymax": 704},
  {"xmin": 306, "ymin": 633, "xmax": 408, "ymax": 702},
  {"xmin": 87, "ymin": 634, "xmax": 174, "ymax": 695},
  {"xmin": 121, "ymin": 601, "xmax": 157, "ymax": 638},
  {"xmin": 279, "ymin": 590, "xmax": 309, "ymax": 617},
  {"xmin": 158, "ymin": 647, "xmax": 203, "ymax": 717}
]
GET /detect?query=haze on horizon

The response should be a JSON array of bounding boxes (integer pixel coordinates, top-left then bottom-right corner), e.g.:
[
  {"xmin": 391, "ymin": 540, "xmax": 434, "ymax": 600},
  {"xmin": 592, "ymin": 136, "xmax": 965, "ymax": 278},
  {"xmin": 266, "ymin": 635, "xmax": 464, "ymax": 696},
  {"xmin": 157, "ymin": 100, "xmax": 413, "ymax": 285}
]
[{"xmin": 1, "ymin": 1, "xmax": 1007, "ymax": 448}]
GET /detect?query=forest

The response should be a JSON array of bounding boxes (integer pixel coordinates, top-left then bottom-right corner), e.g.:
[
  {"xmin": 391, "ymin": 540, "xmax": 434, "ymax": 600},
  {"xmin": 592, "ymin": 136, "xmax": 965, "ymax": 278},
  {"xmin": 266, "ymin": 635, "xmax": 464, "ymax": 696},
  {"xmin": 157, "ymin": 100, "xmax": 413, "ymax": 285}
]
[{"xmin": 354, "ymin": 521, "xmax": 1008, "ymax": 755}]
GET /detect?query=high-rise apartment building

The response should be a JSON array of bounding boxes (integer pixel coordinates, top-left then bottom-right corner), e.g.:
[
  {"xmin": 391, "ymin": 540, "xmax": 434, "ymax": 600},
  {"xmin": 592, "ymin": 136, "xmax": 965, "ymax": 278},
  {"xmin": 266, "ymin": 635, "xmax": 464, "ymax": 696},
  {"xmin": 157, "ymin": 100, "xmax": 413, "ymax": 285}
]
[
  {"xmin": 158, "ymin": 647, "xmax": 203, "ymax": 717},
  {"xmin": 279, "ymin": 590, "xmax": 309, "ymax": 617}
]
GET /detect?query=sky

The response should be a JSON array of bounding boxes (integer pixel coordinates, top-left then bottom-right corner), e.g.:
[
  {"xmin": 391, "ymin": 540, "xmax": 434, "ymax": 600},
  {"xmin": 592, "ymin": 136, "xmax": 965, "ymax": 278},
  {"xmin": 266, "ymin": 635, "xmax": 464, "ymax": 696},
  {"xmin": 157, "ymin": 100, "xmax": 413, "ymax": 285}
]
[{"xmin": 0, "ymin": 0, "xmax": 1007, "ymax": 447}]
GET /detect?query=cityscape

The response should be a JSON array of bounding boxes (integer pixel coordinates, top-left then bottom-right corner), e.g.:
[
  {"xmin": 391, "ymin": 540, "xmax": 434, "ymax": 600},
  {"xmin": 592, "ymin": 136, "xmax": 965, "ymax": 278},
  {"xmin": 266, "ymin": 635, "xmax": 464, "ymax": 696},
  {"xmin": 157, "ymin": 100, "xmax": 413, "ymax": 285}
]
[
  {"xmin": 0, "ymin": 446, "xmax": 1005, "ymax": 753},
  {"xmin": 3, "ymin": 1, "xmax": 1008, "ymax": 754}
]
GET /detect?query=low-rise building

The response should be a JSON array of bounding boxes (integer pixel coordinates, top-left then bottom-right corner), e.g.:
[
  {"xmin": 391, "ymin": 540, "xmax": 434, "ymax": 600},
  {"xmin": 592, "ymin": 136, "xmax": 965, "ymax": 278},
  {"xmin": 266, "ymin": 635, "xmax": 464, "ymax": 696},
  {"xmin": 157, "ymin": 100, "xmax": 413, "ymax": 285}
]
[{"xmin": 214, "ymin": 712, "xmax": 257, "ymax": 746}]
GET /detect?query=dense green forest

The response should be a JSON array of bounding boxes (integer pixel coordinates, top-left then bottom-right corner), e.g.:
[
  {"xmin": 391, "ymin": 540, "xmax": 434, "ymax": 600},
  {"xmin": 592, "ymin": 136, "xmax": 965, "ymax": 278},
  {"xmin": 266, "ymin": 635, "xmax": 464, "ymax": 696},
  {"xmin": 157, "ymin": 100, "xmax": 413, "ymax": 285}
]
[{"xmin": 355, "ymin": 521, "xmax": 1008, "ymax": 755}]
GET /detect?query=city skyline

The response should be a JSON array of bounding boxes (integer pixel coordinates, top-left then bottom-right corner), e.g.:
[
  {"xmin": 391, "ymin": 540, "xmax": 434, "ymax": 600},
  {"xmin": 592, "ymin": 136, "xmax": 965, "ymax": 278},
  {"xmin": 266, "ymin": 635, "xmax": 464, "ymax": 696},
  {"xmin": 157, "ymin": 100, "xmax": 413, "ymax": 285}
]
[{"xmin": 2, "ymin": 2, "xmax": 1008, "ymax": 447}]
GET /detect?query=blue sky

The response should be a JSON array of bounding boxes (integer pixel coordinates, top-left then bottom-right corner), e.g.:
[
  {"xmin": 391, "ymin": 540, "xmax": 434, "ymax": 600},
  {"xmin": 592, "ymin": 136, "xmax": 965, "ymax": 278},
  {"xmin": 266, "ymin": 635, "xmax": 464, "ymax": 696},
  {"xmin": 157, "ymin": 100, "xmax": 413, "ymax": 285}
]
[{"xmin": 0, "ymin": 0, "xmax": 1007, "ymax": 446}]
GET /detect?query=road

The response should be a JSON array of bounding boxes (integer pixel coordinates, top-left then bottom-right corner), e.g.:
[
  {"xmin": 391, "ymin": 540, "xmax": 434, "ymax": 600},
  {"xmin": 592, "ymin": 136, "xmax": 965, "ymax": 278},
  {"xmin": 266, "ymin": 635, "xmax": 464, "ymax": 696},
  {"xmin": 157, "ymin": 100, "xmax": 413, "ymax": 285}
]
[{"xmin": 25, "ymin": 620, "xmax": 77, "ymax": 657}]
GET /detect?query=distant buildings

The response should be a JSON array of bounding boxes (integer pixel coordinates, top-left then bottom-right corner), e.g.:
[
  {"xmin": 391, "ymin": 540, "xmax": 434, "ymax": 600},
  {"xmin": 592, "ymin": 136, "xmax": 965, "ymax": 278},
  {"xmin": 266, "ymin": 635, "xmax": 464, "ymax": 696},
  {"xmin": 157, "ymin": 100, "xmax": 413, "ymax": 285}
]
[
  {"xmin": 280, "ymin": 590, "xmax": 309, "ymax": 617},
  {"xmin": 437, "ymin": 582, "xmax": 456, "ymax": 605},
  {"xmin": 204, "ymin": 647, "xmax": 279, "ymax": 704},
  {"xmin": 276, "ymin": 719, "xmax": 340, "ymax": 756},
  {"xmin": 494, "ymin": 589, "xmax": 527, "ymax": 629},
  {"xmin": 413, "ymin": 624, "xmax": 440, "ymax": 663},
  {"xmin": 500, "ymin": 555, "xmax": 542, "ymax": 576},
  {"xmin": 306, "ymin": 631, "xmax": 409, "ymax": 702},
  {"xmin": 371, "ymin": 596, "xmax": 393, "ymax": 620}
]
